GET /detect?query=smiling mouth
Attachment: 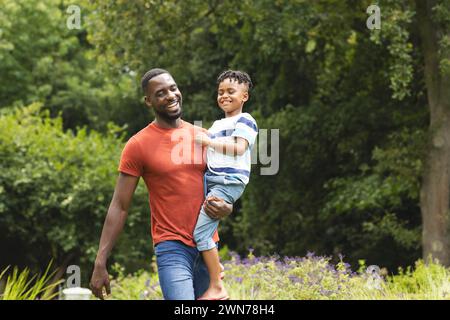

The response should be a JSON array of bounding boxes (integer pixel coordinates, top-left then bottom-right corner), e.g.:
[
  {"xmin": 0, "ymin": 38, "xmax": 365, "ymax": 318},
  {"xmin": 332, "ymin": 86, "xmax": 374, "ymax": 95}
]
[{"xmin": 166, "ymin": 100, "xmax": 180, "ymax": 110}]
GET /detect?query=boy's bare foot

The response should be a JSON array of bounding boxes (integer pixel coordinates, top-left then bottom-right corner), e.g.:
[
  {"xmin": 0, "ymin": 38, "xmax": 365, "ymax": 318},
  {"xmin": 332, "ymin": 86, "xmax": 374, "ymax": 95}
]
[{"xmin": 198, "ymin": 283, "xmax": 229, "ymax": 300}]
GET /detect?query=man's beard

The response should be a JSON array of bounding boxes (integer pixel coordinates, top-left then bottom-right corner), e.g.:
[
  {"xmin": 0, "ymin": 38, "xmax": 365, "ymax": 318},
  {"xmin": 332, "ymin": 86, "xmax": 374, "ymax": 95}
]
[{"xmin": 154, "ymin": 107, "xmax": 182, "ymax": 121}]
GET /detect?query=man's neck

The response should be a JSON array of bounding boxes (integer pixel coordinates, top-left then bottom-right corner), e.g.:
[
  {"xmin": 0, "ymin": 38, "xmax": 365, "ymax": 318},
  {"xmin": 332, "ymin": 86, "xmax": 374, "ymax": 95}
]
[{"xmin": 153, "ymin": 117, "xmax": 182, "ymax": 129}]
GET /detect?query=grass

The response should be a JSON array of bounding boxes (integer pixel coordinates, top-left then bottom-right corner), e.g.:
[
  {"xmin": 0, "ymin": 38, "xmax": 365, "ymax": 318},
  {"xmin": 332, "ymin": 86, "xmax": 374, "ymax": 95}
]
[{"xmin": 106, "ymin": 252, "xmax": 450, "ymax": 300}]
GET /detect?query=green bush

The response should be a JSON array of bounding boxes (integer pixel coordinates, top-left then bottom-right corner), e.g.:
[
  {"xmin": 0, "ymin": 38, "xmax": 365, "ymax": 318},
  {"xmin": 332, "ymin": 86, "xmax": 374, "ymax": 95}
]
[
  {"xmin": 108, "ymin": 261, "xmax": 163, "ymax": 300},
  {"xmin": 0, "ymin": 104, "xmax": 152, "ymax": 282},
  {"xmin": 384, "ymin": 258, "xmax": 450, "ymax": 299}
]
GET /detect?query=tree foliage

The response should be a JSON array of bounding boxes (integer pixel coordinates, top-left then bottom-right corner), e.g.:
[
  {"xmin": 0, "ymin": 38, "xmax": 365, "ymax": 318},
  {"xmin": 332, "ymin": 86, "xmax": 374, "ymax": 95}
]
[{"xmin": 0, "ymin": 0, "xmax": 149, "ymax": 134}]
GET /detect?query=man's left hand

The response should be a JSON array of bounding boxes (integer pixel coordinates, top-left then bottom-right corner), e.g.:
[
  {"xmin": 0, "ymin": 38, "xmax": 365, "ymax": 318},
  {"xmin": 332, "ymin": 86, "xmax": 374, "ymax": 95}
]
[{"xmin": 203, "ymin": 196, "xmax": 233, "ymax": 219}]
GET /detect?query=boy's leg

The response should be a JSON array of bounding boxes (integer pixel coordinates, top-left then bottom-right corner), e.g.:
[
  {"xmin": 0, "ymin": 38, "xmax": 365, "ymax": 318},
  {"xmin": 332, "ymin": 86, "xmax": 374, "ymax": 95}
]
[
  {"xmin": 193, "ymin": 194, "xmax": 230, "ymax": 299},
  {"xmin": 154, "ymin": 240, "xmax": 198, "ymax": 300},
  {"xmin": 192, "ymin": 176, "xmax": 244, "ymax": 299},
  {"xmin": 199, "ymin": 247, "xmax": 228, "ymax": 299},
  {"xmin": 194, "ymin": 174, "xmax": 239, "ymax": 251},
  {"xmin": 193, "ymin": 248, "xmax": 210, "ymax": 298},
  {"xmin": 193, "ymin": 243, "xmax": 227, "ymax": 299},
  {"xmin": 193, "ymin": 207, "xmax": 227, "ymax": 299},
  {"xmin": 194, "ymin": 208, "xmax": 220, "ymax": 252},
  {"xmin": 193, "ymin": 242, "xmax": 227, "ymax": 299}
]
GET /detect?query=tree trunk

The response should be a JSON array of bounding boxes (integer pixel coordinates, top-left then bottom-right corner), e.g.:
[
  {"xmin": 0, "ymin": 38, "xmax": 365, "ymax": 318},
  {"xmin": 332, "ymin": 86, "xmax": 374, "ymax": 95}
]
[{"xmin": 416, "ymin": 0, "xmax": 450, "ymax": 266}]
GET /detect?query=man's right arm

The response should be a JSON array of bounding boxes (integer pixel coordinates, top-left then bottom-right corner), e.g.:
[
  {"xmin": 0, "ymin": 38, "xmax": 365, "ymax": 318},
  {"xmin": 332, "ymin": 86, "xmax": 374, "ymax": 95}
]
[{"xmin": 90, "ymin": 172, "xmax": 139, "ymax": 299}]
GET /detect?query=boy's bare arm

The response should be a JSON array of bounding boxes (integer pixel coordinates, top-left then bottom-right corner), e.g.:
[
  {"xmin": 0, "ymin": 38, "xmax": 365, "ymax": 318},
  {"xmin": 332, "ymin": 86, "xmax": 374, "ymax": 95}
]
[{"xmin": 195, "ymin": 133, "xmax": 249, "ymax": 156}]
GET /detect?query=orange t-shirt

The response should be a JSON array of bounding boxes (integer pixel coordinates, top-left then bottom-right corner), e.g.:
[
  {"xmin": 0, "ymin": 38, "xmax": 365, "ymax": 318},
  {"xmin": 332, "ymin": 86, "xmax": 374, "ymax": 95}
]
[{"xmin": 118, "ymin": 120, "xmax": 219, "ymax": 247}]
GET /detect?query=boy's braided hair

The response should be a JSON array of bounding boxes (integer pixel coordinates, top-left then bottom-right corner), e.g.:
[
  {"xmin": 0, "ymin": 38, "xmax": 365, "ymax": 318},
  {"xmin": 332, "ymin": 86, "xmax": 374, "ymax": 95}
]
[{"xmin": 217, "ymin": 70, "xmax": 253, "ymax": 90}]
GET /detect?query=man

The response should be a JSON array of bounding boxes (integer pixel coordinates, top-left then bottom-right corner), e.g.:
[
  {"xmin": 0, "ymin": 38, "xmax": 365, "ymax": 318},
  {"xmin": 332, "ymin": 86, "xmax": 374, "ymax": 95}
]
[{"xmin": 89, "ymin": 68, "xmax": 232, "ymax": 300}]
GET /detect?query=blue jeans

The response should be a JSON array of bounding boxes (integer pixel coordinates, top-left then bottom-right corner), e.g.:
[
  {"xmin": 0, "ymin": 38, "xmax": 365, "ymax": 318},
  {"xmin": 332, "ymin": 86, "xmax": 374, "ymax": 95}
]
[
  {"xmin": 193, "ymin": 172, "xmax": 245, "ymax": 251},
  {"xmin": 155, "ymin": 240, "xmax": 212, "ymax": 300}
]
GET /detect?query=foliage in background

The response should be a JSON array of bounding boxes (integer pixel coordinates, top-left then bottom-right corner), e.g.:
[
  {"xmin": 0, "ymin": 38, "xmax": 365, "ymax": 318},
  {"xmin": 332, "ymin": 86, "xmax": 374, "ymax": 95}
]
[
  {"xmin": 0, "ymin": 0, "xmax": 149, "ymax": 134},
  {"xmin": 0, "ymin": 104, "xmax": 151, "ymax": 282},
  {"xmin": 82, "ymin": 0, "xmax": 430, "ymax": 270},
  {"xmin": 318, "ymin": 128, "xmax": 425, "ymax": 266},
  {"xmin": 0, "ymin": 0, "xmax": 444, "ymax": 275}
]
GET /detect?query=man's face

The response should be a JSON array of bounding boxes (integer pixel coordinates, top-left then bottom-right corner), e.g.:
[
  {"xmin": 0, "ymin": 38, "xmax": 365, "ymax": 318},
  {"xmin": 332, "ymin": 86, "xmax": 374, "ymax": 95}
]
[
  {"xmin": 145, "ymin": 73, "xmax": 182, "ymax": 121},
  {"xmin": 217, "ymin": 78, "xmax": 249, "ymax": 115}
]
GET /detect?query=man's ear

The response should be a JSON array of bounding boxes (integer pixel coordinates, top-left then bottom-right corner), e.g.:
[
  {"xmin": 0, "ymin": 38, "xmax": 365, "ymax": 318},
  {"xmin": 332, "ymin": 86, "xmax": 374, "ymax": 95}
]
[{"xmin": 144, "ymin": 95, "xmax": 152, "ymax": 108}]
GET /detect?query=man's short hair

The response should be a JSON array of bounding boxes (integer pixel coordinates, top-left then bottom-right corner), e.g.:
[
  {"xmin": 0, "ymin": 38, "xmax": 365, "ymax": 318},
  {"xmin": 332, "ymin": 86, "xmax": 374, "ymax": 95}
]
[
  {"xmin": 217, "ymin": 70, "xmax": 253, "ymax": 90},
  {"xmin": 141, "ymin": 68, "xmax": 170, "ymax": 94}
]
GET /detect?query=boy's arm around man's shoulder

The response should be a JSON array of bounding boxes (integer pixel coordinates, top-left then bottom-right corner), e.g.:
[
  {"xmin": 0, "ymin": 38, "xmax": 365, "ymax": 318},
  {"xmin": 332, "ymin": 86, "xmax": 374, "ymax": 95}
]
[{"xmin": 90, "ymin": 172, "xmax": 139, "ymax": 299}]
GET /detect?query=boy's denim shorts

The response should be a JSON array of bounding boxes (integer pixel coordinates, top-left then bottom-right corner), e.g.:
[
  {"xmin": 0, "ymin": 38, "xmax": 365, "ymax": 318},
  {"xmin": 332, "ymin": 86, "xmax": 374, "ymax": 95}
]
[
  {"xmin": 203, "ymin": 171, "xmax": 245, "ymax": 203},
  {"xmin": 194, "ymin": 172, "xmax": 245, "ymax": 251}
]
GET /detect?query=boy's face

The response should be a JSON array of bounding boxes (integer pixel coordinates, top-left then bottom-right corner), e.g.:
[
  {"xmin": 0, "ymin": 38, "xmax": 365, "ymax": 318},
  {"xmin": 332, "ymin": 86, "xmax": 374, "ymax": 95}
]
[{"xmin": 217, "ymin": 78, "xmax": 249, "ymax": 116}]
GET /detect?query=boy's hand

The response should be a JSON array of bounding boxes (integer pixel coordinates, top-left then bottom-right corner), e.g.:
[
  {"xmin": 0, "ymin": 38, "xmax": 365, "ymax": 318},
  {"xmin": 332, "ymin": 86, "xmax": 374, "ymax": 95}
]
[{"xmin": 195, "ymin": 132, "xmax": 211, "ymax": 146}]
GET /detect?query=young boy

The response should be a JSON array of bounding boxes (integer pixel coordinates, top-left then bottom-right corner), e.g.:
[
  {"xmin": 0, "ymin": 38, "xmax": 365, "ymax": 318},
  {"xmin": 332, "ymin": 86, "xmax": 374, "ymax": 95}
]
[{"xmin": 194, "ymin": 70, "xmax": 258, "ymax": 300}]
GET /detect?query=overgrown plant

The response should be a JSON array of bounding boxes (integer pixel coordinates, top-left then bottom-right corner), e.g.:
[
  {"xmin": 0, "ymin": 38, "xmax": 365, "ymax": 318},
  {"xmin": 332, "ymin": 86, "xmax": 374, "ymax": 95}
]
[{"xmin": 0, "ymin": 262, "xmax": 63, "ymax": 300}]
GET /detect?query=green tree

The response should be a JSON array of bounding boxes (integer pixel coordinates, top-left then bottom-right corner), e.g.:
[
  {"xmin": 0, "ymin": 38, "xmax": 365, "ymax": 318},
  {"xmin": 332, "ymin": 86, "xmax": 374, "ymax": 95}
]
[
  {"xmin": 414, "ymin": 0, "xmax": 450, "ymax": 265},
  {"xmin": 363, "ymin": 0, "xmax": 450, "ymax": 265},
  {"xmin": 0, "ymin": 0, "xmax": 149, "ymax": 135}
]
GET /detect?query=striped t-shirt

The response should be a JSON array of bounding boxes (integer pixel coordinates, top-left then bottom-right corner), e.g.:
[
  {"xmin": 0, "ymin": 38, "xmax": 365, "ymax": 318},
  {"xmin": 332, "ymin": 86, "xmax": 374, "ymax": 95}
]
[{"xmin": 206, "ymin": 112, "xmax": 258, "ymax": 184}]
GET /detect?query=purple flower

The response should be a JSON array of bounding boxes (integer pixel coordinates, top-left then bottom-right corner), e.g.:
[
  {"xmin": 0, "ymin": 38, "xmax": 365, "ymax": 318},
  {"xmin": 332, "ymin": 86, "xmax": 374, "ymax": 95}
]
[
  {"xmin": 320, "ymin": 289, "xmax": 334, "ymax": 296},
  {"xmin": 229, "ymin": 251, "xmax": 241, "ymax": 264},
  {"xmin": 235, "ymin": 277, "xmax": 243, "ymax": 284},
  {"xmin": 325, "ymin": 264, "xmax": 337, "ymax": 273},
  {"xmin": 288, "ymin": 275, "xmax": 302, "ymax": 284},
  {"xmin": 150, "ymin": 280, "xmax": 160, "ymax": 292},
  {"xmin": 242, "ymin": 258, "xmax": 254, "ymax": 266},
  {"xmin": 271, "ymin": 253, "xmax": 281, "ymax": 261}
]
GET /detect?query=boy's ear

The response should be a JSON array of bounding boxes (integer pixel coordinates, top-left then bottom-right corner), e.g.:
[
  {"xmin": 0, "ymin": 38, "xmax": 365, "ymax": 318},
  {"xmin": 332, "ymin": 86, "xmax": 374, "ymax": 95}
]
[{"xmin": 242, "ymin": 91, "xmax": 249, "ymax": 102}]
